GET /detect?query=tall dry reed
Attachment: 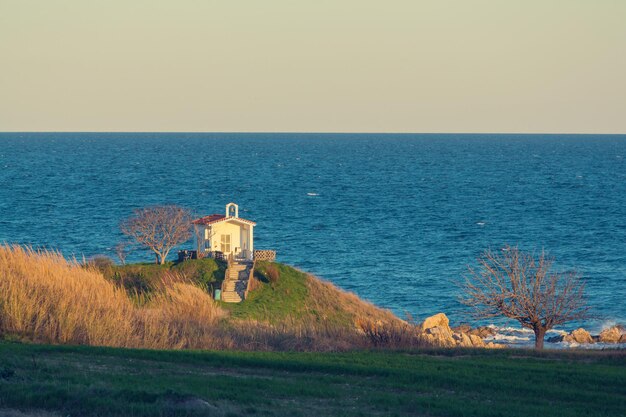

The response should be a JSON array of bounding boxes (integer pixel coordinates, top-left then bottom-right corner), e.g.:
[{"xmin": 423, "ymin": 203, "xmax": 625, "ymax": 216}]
[{"xmin": 0, "ymin": 245, "xmax": 225, "ymax": 349}]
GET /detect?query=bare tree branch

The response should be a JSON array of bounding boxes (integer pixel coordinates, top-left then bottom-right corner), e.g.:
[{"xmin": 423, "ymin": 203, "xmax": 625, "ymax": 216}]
[
  {"xmin": 120, "ymin": 205, "xmax": 192, "ymax": 264},
  {"xmin": 459, "ymin": 246, "xmax": 590, "ymax": 349},
  {"xmin": 114, "ymin": 242, "xmax": 131, "ymax": 265}
]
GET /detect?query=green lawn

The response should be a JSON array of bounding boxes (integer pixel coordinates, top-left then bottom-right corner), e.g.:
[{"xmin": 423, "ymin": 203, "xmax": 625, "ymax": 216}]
[
  {"xmin": 0, "ymin": 342, "xmax": 624, "ymax": 417},
  {"xmin": 221, "ymin": 262, "xmax": 311, "ymax": 323}
]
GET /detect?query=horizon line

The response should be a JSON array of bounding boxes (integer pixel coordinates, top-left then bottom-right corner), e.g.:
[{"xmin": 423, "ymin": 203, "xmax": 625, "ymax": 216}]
[{"xmin": 1, "ymin": 131, "xmax": 625, "ymax": 136}]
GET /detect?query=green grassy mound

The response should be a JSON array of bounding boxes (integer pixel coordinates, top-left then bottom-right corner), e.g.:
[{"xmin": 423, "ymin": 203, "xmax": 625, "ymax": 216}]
[
  {"xmin": 221, "ymin": 262, "xmax": 310, "ymax": 322},
  {"xmin": 97, "ymin": 258, "xmax": 401, "ymax": 331},
  {"xmin": 222, "ymin": 261, "xmax": 401, "ymax": 329},
  {"xmin": 0, "ymin": 342, "xmax": 624, "ymax": 417}
]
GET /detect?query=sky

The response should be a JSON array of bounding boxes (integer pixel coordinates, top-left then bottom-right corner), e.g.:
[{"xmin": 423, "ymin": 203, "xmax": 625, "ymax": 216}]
[{"xmin": 1, "ymin": 1, "xmax": 625, "ymax": 133}]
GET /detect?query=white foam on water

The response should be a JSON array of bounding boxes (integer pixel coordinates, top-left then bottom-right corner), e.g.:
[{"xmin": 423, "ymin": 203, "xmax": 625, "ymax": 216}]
[
  {"xmin": 307, "ymin": 193, "xmax": 319, "ymax": 196},
  {"xmin": 489, "ymin": 334, "xmax": 531, "ymax": 343}
]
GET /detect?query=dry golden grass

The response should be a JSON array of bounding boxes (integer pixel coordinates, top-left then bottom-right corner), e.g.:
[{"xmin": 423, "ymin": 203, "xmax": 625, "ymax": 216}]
[
  {"xmin": 0, "ymin": 245, "xmax": 427, "ymax": 351},
  {"xmin": 304, "ymin": 274, "xmax": 428, "ymax": 349},
  {"xmin": 0, "ymin": 245, "xmax": 226, "ymax": 349},
  {"xmin": 304, "ymin": 273, "xmax": 403, "ymax": 327}
]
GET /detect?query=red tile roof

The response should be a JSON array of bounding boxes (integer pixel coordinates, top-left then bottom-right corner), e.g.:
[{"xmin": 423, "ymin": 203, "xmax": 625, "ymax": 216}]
[
  {"xmin": 192, "ymin": 214, "xmax": 225, "ymax": 225},
  {"xmin": 192, "ymin": 214, "xmax": 256, "ymax": 226}
]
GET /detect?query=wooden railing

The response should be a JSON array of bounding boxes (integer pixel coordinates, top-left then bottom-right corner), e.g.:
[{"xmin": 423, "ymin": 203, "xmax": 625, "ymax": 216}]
[
  {"xmin": 220, "ymin": 257, "xmax": 234, "ymax": 298},
  {"xmin": 253, "ymin": 250, "xmax": 276, "ymax": 262},
  {"xmin": 243, "ymin": 261, "xmax": 257, "ymax": 300}
]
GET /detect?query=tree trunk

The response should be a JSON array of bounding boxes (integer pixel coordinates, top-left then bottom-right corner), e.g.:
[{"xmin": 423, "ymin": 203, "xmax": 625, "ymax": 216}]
[
  {"xmin": 155, "ymin": 252, "xmax": 160, "ymax": 264},
  {"xmin": 534, "ymin": 326, "xmax": 547, "ymax": 350}
]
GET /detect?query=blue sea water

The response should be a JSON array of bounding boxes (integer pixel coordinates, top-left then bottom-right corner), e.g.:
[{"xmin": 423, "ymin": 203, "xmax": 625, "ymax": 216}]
[{"xmin": 1, "ymin": 133, "xmax": 625, "ymax": 331}]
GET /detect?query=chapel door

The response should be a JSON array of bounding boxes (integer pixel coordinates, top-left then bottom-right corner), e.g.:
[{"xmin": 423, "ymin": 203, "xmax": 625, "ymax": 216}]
[
  {"xmin": 241, "ymin": 229, "xmax": 249, "ymax": 258},
  {"xmin": 220, "ymin": 234, "xmax": 231, "ymax": 254}
]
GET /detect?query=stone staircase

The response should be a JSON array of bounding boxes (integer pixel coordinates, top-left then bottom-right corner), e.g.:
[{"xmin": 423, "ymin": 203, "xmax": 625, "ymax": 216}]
[{"xmin": 221, "ymin": 261, "xmax": 252, "ymax": 303}]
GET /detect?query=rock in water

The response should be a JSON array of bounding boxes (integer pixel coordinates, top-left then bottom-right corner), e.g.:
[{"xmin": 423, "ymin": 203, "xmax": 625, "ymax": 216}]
[
  {"xmin": 563, "ymin": 328, "xmax": 594, "ymax": 344},
  {"xmin": 599, "ymin": 326, "xmax": 625, "ymax": 343},
  {"xmin": 546, "ymin": 335, "xmax": 564, "ymax": 343},
  {"xmin": 468, "ymin": 326, "xmax": 497, "ymax": 338},
  {"xmin": 452, "ymin": 324, "xmax": 472, "ymax": 334}
]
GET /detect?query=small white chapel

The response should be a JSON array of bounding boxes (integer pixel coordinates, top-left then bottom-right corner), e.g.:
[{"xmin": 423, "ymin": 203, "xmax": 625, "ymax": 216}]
[{"xmin": 192, "ymin": 203, "xmax": 256, "ymax": 261}]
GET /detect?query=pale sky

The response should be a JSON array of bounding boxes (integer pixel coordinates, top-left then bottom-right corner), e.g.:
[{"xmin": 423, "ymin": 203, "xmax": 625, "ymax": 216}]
[{"xmin": 1, "ymin": 1, "xmax": 625, "ymax": 133}]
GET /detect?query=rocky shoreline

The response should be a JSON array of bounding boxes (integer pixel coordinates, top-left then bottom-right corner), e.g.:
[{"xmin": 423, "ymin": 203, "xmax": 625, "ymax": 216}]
[
  {"xmin": 419, "ymin": 313, "xmax": 626, "ymax": 349},
  {"xmin": 420, "ymin": 313, "xmax": 504, "ymax": 349},
  {"xmin": 547, "ymin": 326, "xmax": 626, "ymax": 345}
]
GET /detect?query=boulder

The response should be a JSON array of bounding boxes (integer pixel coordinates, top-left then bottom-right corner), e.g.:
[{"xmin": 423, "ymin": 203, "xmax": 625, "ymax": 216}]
[
  {"xmin": 546, "ymin": 335, "xmax": 564, "ymax": 343},
  {"xmin": 421, "ymin": 313, "xmax": 456, "ymax": 347},
  {"xmin": 468, "ymin": 326, "xmax": 497, "ymax": 339},
  {"xmin": 469, "ymin": 334, "xmax": 486, "ymax": 347},
  {"xmin": 452, "ymin": 332, "xmax": 486, "ymax": 348},
  {"xmin": 421, "ymin": 313, "xmax": 450, "ymax": 332},
  {"xmin": 563, "ymin": 328, "xmax": 594, "ymax": 344},
  {"xmin": 425, "ymin": 325, "xmax": 455, "ymax": 347},
  {"xmin": 451, "ymin": 324, "xmax": 472, "ymax": 334},
  {"xmin": 485, "ymin": 342, "xmax": 506, "ymax": 349},
  {"xmin": 599, "ymin": 326, "xmax": 625, "ymax": 344},
  {"xmin": 620, "ymin": 334, "xmax": 626, "ymax": 344},
  {"xmin": 453, "ymin": 332, "xmax": 470, "ymax": 346}
]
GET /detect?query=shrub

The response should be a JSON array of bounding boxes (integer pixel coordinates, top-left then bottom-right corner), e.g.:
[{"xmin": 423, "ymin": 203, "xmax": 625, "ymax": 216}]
[
  {"xmin": 355, "ymin": 318, "xmax": 426, "ymax": 349},
  {"xmin": 172, "ymin": 258, "xmax": 225, "ymax": 290},
  {"xmin": 266, "ymin": 264, "xmax": 280, "ymax": 285},
  {"xmin": 85, "ymin": 255, "xmax": 115, "ymax": 273}
]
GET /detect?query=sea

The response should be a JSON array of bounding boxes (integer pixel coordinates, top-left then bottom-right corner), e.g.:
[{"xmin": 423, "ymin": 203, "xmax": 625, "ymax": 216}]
[{"xmin": 1, "ymin": 133, "xmax": 625, "ymax": 347}]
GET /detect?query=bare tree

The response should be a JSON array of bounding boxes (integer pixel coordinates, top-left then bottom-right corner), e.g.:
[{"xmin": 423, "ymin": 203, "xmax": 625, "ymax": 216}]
[
  {"xmin": 120, "ymin": 205, "xmax": 192, "ymax": 265},
  {"xmin": 460, "ymin": 246, "xmax": 589, "ymax": 349},
  {"xmin": 115, "ymin": 242, "xmax": 131, "ymax": 265}
]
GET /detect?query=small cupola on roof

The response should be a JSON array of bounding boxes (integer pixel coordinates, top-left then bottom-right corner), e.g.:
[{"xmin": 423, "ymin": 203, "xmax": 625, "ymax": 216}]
[{"xmin": 226, "ymin": 202, "xmax": 239, "ymax": 218}]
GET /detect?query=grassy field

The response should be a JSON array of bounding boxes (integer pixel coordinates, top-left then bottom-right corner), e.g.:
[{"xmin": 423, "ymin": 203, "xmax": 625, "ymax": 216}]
[
  {"xmin": 1, "ymin": 247, "xmax": 625, "ymax": 416},
  {"xmin": 0, "ymin": 342, "xmax": 624, "ymax": 417}
]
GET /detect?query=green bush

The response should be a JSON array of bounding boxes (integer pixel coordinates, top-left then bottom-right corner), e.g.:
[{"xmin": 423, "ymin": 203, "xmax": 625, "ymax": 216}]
[
  {"xmin": 85, "ymin": 255, "xmax": 115, "ymax": 275},
  {"xmin": 266, "ymin": 264, "xmax": 280, "ymax": 286},
  {"xmin": 99, "ymin": 258, "xmax": 227, "ymax": 296},
  {"xmin": 172, "ymin": 258, "xmax": 225, "ymax": 290}
]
